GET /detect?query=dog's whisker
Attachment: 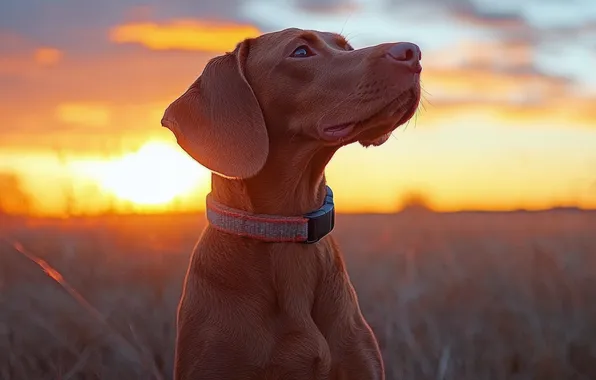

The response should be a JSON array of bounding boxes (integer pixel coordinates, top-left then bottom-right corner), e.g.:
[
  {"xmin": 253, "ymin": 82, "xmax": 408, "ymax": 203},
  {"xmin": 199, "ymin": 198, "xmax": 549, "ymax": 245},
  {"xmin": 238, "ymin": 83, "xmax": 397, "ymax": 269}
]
[
  {"xmin": 414, "ymin": 109, "xmax": 420, "ymax": 129},
  {"xmin": 315, "ymin": 86, "xmax": 364, "ymax": 126},
  {"xmin": 318, "ymin": 80, "xmax": 365, "ymax": 121},
  {"xmin": 420, "ymin": 84, "xmax": 434, "ymax": 103},
  {"xmin": 421, "ymin": 92, "xmax": 433, "ymax": 108},
  {"xmin": 339, "ymin": 12, "xmax": 355, "ymax": 38},
  {"xmin": 344, "ymin": 32, "xmax": 362, "ymax": 45},
  {"xmin": 403, "ymin": 117, "xmax": 412, "ymax": 132}
]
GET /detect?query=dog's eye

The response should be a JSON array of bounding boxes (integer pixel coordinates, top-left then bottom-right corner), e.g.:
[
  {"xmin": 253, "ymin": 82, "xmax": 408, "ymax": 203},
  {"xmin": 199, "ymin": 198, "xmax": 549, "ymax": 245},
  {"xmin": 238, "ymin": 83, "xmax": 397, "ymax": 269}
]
[{"xmin": 290, "ymin": 45, "xmax": 315, "ymax": 58}]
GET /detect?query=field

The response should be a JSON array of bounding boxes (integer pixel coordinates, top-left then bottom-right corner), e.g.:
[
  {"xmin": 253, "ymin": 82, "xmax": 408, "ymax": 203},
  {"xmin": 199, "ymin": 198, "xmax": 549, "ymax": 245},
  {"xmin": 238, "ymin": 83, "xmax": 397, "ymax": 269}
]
[{"xmin": 1, "ymin": 210, "xmax": 596, "ymax": 380}]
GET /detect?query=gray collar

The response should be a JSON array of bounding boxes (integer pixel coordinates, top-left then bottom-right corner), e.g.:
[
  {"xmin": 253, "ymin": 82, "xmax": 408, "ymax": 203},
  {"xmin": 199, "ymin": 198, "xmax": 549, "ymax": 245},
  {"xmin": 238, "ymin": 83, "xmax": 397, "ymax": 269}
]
[{"xmin": 205, "ymin": 186, "xmax": 335, "ymax": 244}]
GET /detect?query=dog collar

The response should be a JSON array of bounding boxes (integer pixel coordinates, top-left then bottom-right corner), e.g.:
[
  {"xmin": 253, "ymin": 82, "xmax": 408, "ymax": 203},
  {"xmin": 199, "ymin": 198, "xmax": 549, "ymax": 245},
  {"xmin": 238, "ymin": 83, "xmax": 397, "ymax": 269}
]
[{"xmin": 205, "ymin": 186, "xmax": 335, "ymax": 244}]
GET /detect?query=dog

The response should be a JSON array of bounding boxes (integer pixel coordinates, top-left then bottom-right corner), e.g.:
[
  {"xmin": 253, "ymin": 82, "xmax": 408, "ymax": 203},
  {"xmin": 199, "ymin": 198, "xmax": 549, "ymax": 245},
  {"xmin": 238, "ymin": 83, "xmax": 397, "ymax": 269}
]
[{"xmin": 161, "ymin": 27, "xmax": 422, "ymax": 380}]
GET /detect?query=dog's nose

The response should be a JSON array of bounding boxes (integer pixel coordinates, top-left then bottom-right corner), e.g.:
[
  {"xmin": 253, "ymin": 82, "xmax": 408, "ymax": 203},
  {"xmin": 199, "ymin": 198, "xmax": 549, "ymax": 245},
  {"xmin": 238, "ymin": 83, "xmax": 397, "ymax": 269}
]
[{"xmin": 387, "ymin": 42, "xmax": 422, "ymax": 73}]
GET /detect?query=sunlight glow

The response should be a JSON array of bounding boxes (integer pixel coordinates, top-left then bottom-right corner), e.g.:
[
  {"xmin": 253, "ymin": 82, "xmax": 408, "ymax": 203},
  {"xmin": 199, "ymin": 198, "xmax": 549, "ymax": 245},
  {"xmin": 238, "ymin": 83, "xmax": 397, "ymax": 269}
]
[
  {"xmin": 110, "ymin": 20, "xmax": 261, "ymax": 52},
  {"xmin": 73, "ymin": 141, "xmax": 209, "ymax": 206},
  {"xmin": 56, "ymin": 102, "xmax": 111, "ymax": 127}
]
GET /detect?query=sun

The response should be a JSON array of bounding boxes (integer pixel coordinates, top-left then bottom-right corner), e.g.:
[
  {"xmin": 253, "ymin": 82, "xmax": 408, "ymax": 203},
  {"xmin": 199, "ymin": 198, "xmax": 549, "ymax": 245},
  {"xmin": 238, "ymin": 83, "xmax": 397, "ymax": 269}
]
[{"xmin": 80, "ymin": 141, "xmax": 210, "ymax": 206}]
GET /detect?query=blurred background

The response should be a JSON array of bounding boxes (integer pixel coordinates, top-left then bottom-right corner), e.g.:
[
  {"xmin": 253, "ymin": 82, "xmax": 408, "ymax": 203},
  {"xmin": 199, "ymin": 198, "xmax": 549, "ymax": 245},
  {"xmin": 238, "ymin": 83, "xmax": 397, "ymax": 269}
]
[
  {"xmin": 1, "ymin": 0, "xmax": 596, "ymax": 379},
  {"xmin": 1, "ymin": 0, "xmax": 595, "ymax": 215}
]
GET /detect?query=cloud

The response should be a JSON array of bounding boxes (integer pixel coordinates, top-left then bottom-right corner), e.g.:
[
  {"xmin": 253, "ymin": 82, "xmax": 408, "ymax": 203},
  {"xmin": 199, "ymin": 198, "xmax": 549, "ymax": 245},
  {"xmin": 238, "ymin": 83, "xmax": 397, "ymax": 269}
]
[
  {"xmin": 420, "ymin": 92, "xmax": 596, "ymax": 129},
  {"xmin": 295, "ymin": 0, "xmax": 359, "ymax": 14},
  {"xmin": 430, "ymin": 39, "xmax": 535, "ymax": 71},
  {"xmin": 55, "ymin": 102, "xmax": 111, "ymax": 127},
  {"xmin": 422, "ymin": 36, "xmax": 574, "ymax": 106},
  {"xmin": 451, "ymin": 4, "xmax": 529, "ymax": 29},
  {"xmin": 0, "ymin": 0, "xmax": 254, "ymax": 54},
  {"xmin": 1, "ymin": 0, "xmax": 595, "ymax": 216},
  {"xmin": 0, "ymin": 32, "xmax": 64, "ymax": 76},
  {"xmin": 109, "ymin": 20, "xmax": 261, "ymax": 52},
  {"xmin": 0, "ymin": 49, "xmax": 62, "ymax": 77},
  {"xmin": 0, "ymin": 25, "xmax": 594, "ymax": 158},
  {"xmin": 0, "ymin": 2, "xmax": 594, "ymax": 156},
  {"xmin": 34, "ymin": 47, "xmax": 63, "ymax": 66},
  {"xmin": 424, "ymin": 66, "xmax": 568, "ymax": 103},
  {"xmin": 0, "ymin": 44, "xmax": 213, "ymax": 108},
  {"xmin": 0, "ymin": 39, "xmax": 214, "ymax": 151}
]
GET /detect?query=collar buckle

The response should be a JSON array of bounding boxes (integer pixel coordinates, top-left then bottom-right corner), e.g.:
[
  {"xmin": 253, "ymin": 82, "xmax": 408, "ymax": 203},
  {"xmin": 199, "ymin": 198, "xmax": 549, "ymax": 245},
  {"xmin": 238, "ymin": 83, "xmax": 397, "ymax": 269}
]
[{"xmin": 303, "ymin": 186, "xmax": 335, "ymax": 244}]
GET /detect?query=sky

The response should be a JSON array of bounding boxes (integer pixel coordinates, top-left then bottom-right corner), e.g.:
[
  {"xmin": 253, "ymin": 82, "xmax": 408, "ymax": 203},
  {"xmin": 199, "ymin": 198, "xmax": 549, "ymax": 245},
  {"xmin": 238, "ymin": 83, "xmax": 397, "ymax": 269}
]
[{"xmin": 1, "ymin": 0, "xmax": 596, "ymax": 216}]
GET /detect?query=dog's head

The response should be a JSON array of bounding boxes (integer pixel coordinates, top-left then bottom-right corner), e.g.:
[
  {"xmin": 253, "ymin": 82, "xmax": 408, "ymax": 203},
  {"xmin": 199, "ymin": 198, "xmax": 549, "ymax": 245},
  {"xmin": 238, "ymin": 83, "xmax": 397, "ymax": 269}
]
[{"xmin": 161, "ymin": 28, "xmax": 422, "ymax": 179}]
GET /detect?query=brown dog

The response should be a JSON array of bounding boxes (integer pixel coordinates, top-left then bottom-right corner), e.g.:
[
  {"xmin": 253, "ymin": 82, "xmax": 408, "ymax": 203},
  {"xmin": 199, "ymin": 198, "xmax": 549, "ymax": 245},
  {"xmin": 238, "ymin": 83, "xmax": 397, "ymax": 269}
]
[{"xmin": 161, "ymin": 27, "xmax": 421, "ymax": 380}]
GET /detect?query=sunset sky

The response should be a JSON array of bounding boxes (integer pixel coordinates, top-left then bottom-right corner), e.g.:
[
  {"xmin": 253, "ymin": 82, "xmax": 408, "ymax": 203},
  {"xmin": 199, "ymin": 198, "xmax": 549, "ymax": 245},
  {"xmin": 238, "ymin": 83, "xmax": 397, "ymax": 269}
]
[{"xmin": 1, "ymin": 0, "xmax": 596, "ymax": 216}]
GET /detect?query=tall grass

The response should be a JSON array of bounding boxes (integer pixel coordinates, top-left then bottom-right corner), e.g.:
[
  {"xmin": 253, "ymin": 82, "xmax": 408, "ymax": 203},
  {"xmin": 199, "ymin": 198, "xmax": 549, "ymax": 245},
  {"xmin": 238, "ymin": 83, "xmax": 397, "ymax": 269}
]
[{"xmin": 1, "ymin": 211, "xmax": 596, "ymax": 379}]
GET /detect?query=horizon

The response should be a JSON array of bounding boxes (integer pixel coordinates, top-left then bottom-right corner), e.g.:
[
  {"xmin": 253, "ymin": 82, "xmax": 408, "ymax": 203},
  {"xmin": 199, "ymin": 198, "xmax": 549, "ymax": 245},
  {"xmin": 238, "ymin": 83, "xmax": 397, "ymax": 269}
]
[
  {"xmin": 1, "ymin": 202, "xmax": 594, "ymax": 220},
  {"xmin": 1, "ymin": 0, "xmax": 596, "ymax": 217}
]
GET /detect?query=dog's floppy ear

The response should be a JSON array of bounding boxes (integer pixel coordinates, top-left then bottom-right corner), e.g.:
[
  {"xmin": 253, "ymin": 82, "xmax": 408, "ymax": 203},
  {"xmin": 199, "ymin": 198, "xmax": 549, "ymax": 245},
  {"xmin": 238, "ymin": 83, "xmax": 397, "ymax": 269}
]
[{"xmin": 161, "ymin": 40, "xmax": 268, "ymax": 179}]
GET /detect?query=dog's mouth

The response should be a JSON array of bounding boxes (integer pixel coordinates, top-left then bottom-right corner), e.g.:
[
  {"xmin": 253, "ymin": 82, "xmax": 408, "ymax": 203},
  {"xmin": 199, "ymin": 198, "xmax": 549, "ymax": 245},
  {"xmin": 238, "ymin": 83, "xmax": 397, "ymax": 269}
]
[
  {"xmin": 321, "ymin": 123, "xmax": 355, "ymax": 139},
  {"xmin": 320, "ymin": 88, "xmax": 420, "ymax": 145}
]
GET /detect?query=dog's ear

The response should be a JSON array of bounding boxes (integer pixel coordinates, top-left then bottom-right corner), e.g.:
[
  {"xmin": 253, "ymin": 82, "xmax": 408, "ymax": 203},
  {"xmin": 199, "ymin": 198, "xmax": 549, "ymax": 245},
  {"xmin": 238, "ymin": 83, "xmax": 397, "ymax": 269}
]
[{"xmin": 161, "ymin": 40, "xmax": 268, "ymax": 179}]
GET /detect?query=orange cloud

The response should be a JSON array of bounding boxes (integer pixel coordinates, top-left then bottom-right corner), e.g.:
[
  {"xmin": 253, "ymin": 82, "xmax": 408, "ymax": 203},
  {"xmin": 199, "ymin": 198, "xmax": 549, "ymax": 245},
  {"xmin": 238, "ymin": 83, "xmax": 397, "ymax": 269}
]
[
  {"xmin": 416, "ymin": 39, "xmax": 596, "ymax": 128},
  {"xmin": 2, "ymin": 23, "xmax": 595, "ymax": 215},
  {"xmin": 0, "ymin": 32, "xmax": 62, "ymax": 71},
  {"xmin": 56, "ymin": 102, "xmax": 111, "ymax": 127},
  {"xmin": 0, "ymin": 44, "xmax": 212, "ymax": 144},
  {"xmin": 0, "ymin": 28, "xmax": 594, "ymax": 160},
  {"xmin": 420, "ymin": 39, "xmax": 570, "ymax": 111},
  {"xmin": 109, "ymin": 20, "xmax": 261, "ymax": 52},
  {"xmin": 490, "ymin": 97, "xmax": 596, "ymax": 127},
  {"xmin": 34, "ymin": 47, "xmax": 63, "ymax": 66},
  {"xmin": 417, "ymin": 92, "xmax": 596, "ymax": 129},
  {"xmin": 423, "ymin": 66, "xmax": 567, "ymax": 102},
  {"xmin": 454, "ymin": 40, "xmax": 533, "ymax": 68}
]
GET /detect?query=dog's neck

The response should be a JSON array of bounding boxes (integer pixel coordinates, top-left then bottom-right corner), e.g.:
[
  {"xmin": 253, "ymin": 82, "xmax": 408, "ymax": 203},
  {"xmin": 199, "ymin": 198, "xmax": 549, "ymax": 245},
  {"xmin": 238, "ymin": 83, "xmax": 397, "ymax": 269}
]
[{"xmin": 210, "ymin": 144, "xmax": 337, "ymax": 216}]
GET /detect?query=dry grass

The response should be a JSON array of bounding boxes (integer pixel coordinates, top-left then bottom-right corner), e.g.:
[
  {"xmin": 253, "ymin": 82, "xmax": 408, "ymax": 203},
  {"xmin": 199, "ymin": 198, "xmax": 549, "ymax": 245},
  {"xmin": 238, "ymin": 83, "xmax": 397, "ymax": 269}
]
[{"xmin": 1, "ymin": 210, "xmax": 596, "ymax": 380}]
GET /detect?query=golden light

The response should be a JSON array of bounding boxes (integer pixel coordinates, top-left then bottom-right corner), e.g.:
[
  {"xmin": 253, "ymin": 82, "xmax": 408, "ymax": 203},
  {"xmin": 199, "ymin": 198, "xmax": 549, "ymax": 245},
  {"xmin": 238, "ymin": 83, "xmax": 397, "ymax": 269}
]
[
  {"xmin": 73, "ymin": 141, "xmax": 209, "ymax": 206},
  {"xmin": 109, "ymin": 20, "xmax": 261, "ymax": 52},
  {"xmin": 55, "ymin": 102, "xmax": 111, "ymax": 127}
]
